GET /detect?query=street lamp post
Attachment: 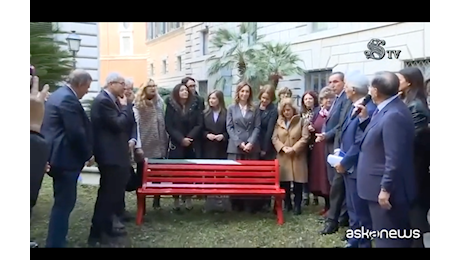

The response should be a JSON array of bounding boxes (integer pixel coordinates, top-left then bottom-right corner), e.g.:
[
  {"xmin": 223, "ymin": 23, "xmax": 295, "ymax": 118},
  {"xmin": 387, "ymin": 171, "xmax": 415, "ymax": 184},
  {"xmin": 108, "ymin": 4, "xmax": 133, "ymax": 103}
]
[{"xmin": 66, "ymin": 30, "xmax": 81, "ymax": 69}]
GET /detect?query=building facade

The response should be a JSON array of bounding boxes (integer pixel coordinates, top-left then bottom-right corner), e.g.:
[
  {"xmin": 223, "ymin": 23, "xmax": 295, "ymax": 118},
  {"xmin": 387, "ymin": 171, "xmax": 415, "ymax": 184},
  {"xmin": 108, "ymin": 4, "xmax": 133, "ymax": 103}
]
[
  {"xmin": 99, "ymin": 22, "xmax": 147, "ymax": 87},
  {"xmin": 145, "ymin": 22, "xmax": 186, "ymax": 89},
  {"xmin": 182, "ymin": 22, "xmax": 430, "ymax": 101},
  {"xmin": 55, "ymin": 22, "xmax": 101, "ymax": 99}
]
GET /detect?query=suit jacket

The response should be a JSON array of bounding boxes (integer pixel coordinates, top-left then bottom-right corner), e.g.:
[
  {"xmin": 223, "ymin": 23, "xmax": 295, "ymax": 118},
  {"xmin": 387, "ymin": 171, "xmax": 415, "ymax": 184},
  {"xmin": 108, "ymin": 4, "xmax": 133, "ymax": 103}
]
[
  {"xmin": 356, "ymin": 97, "xmax": 416, "ymax": 205},
  {"xmin": 41, "ymin": 86, "xmax": 92, "ymax": 171},
  {"xmin": 226, "ymin": 104, "xmax": 261, "ymax": 154},
  {"xmin": 340, "ymin": 101, "xmax": 377, "ymax": 178},
  {"xmin": 91, "ymin": 90, "xmax": 135, "ymax": 167},
  {"xmin": 202, "ymin": 109, "xmax": 228, "ymax": 159},
  {"xmin": 259, "ymin": 103, "xmax": 278, "ymax": 159},
  {"xmin": 323, "ymin": 91, "xmax": 351, "ymax": 146}
]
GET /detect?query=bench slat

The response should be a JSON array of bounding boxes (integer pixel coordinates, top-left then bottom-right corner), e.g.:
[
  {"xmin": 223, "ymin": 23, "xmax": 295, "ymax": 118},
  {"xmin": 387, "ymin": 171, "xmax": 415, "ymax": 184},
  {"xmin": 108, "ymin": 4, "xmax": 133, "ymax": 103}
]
[
  {"xmin": 138, "ymin": 188, "xmax": 284, "ymax": 195},
  {"xmin": 143, "ymin": 183, "xmax": 279, "ymax": 189},
  {"xmin": 147, "ymin": 165, "xmax": 276, "ymax": 171},
  {"xmin": 144, "ymin": 177, "xmax": 276, "ymax": 184},
  {"xmin": 145, "ymin": 171, "xmax": 276, "ymax": 177}
]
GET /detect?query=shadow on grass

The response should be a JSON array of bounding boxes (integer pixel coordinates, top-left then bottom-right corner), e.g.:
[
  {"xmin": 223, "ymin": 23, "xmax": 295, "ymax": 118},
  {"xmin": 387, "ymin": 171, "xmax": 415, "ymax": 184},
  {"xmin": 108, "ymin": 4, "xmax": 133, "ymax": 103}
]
[{"xmin": 31, "ymin": 176, "xmax": 346, "ymax": 248}]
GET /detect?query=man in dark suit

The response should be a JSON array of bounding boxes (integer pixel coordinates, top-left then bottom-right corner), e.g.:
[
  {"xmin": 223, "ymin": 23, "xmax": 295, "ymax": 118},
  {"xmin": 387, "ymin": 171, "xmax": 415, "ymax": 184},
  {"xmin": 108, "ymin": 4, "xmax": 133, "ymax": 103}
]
[
  {"xmin": 356, "ymin": 71, "xmax": 416, "ymax": 248},
  {"xmin": 41, "ymin": 70, "xmax": 94, "ymax": 248},
  {"xmin": 114, "ymin": 77, "xmax": 139, "ymax": 227},
  {"xmin": 334, "ymin": 72, "xmax": 376, "ymax": 248},
  {"xmin": 88, "ymin": 72, "xmax": 136, "ymax": 246},
  {"xmin": 316, "ymin": 71, "xmax": 352, "ymax": 234}
]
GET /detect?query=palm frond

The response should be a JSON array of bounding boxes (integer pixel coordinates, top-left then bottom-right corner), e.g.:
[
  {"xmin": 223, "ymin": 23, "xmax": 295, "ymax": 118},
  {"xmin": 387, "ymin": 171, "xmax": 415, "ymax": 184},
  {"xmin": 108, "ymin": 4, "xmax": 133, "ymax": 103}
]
[{"xmin": 30, "ymin": 22, "xmax": 73, "ymax": 91}]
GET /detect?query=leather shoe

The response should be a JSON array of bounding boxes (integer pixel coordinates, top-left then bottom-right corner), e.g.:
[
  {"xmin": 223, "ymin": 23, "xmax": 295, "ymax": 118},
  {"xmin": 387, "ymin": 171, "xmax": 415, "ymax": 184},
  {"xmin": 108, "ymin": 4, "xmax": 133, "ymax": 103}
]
[
  {"xmin": 293, "ymin": 206, "xmax": 302, "ymax": 215},
  {"xmin": 112, "ymin": 215, "xmax": 125, "ymax": 230},
  {"xmin": 320, "ymin": 220, "xmax": 339, "ymax": 235}
]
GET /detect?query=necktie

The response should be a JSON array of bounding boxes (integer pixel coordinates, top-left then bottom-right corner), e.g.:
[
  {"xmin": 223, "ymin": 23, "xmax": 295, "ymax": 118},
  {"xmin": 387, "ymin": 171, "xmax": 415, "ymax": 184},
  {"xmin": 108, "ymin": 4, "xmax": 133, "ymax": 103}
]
[
  {"xmin": 115, "ymin": 99, "xmax": 122, "ymax": 109},
  {"xmin": 370, "ymin": 108, "xmax": 379, "ymax": 121}
]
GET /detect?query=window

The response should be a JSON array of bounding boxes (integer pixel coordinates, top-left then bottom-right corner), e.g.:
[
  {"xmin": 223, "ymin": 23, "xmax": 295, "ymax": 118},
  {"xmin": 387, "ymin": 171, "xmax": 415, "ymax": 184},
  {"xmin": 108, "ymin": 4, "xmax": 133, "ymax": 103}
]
[
  {"xmin": 122, "ymin": 23, "xmax": 131, "ymax": 30},
  {"xmin": 248, "ymin": 22, "xmax": 257, "ymax": 45},
  {"xmin": 162, "ymin": 59, "xmax": 167, "ymax": 74},
  {"xmin": 202, "ymin": 30, "xmax": 209, "ymax": 55},
  {"xmin": 148, "ymin": 22, "xmax": 183, "ymax": 39},
  {"xmin": 311, "ymin": 22, "xmax": 337, "ymax": 32},
  {"xmin": 120, "ymin": 35, "xmax": 132, "ymax": 55},
  {"xmin": 177, "ymin": 56, "xmax": 182, "ymax": 71},
  {"xmin": 220, "ymin": 67, "xmax": 233, "ymax": 97},
  {"xmin": 149, "ymin": 63, "xmax": 154, "ymax": 76},
  {"xmin": 146, "ymin": 22, "xmax": 155, "ymax": 40},
  {"xmin": 305, "ymin": 70, "xmax": 332, "ymax": 93},
  {"xmin": 198, "ymin": 80, "xmax": 208, "ymax": 97},
  {"xmin": 404, "ymin": 58, "xmax": 430, "ymax": 79}
]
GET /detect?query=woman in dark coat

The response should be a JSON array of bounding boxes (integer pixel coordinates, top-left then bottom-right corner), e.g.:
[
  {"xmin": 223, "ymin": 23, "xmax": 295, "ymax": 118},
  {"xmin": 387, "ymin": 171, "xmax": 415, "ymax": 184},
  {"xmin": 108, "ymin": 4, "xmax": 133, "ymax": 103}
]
[
  {"xmin": 255, "ymin": 85, "xmax": 278, "ymax": 211},
  {"xmin": 300, "ymin": 90, "xmax": 321, "ymax": 206},
  {"xmin": 165, "ymin": 83, "xmax": 203, "ymax": 211},
  {"xmin": 258, "ymin": 85, "xmax": 278, "ymax": 160},
  {"xmin": 307, "ymin": 87, "xmax": 335, "ymax": 216},
  {"xmin": 202, "ymin": 90, "xmax": 228, "ymax": 159},
  {"xmin": 396, "ymin": 68, "xmax": 430, "ymax": 248}
]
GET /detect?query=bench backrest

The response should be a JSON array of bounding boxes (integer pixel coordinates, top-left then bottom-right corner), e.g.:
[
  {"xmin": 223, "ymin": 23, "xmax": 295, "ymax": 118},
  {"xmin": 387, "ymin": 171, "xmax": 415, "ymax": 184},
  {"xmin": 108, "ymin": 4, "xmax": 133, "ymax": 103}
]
[{"xmin": 142, "ymin": 159, "xmax": 280, "ymax": 190}]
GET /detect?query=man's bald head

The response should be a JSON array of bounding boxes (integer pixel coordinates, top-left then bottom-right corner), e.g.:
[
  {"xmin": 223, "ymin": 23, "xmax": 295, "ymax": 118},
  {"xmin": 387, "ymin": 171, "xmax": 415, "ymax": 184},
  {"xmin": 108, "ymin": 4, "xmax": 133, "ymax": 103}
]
[
  {"xmin": 371, "ymin": 71, "xmax": 400, "ymax": 97},
  {"xmin": 69, "ymin": 69, "xmax": 92, "ymax": 99}
]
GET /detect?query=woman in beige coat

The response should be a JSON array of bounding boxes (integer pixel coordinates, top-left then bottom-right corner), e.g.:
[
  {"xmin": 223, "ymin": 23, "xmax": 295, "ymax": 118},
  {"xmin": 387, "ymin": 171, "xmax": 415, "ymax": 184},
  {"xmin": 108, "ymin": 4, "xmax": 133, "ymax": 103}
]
[{"xmin": 272, "ymin": 98, "xmax": 309, "ymax": 215}]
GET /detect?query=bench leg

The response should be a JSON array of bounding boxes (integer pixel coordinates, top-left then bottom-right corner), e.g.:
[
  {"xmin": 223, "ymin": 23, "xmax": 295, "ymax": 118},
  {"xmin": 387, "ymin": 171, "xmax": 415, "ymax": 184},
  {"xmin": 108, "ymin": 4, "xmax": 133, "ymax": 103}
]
[
  {"xmin": 136, "ymin": 194, "xmax": 146, "ymax": 225},
  {"xmin": 275, "ymin": 197, "xmax": 284, "ymax": 225}
]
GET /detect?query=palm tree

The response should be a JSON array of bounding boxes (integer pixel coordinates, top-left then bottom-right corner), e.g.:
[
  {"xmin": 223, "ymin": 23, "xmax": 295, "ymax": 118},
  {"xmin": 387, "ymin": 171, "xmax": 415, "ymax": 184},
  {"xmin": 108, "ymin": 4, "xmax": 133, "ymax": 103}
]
[
  {"xmin": 255, "ymin": 42, "xmax": 305, "ymax": 89},
  {"xmin": 207, "ymin": 22, "xmax": 266, "ymax": 92},
  {"xmin": 30, "ymin": 22, "xmax": 73, "ymax": 91}
]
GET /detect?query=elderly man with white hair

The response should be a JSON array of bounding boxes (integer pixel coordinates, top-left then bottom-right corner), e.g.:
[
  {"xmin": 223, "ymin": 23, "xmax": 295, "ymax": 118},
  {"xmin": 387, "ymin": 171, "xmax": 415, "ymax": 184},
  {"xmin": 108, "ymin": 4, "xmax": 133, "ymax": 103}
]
[
  {"xmin": 88, "ymin": 72, "xmax": 136, "ymax": 246},
  {"xmin": 334, "ymin": 71, "xmax": 377, "ymax": 248}
]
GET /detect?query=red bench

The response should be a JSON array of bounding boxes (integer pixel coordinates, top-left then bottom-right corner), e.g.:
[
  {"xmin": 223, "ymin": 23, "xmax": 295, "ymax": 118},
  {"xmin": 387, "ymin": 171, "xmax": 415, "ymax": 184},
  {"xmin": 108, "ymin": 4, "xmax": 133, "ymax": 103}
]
[{"xmin": 136, "ymin": 159, "xmax": 285, "ymax": 225}]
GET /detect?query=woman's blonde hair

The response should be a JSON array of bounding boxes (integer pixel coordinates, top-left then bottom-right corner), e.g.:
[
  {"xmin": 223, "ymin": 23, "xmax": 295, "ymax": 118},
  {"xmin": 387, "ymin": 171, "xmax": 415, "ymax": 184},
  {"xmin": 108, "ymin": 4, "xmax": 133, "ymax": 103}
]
[
  {"xmin": 278, "ymin": 87, "xmax": 292, "ymax": 98},
  {"xmin": 318, "ymin": 86, "xmax": 335, "ymax": 101},
  {"xmin": 278, "ymin": 98, "xmax": 299, "ymax": 118},
  {"xmin": 134, "ymin": 78, "xmax": 157, "ymax": 108}
]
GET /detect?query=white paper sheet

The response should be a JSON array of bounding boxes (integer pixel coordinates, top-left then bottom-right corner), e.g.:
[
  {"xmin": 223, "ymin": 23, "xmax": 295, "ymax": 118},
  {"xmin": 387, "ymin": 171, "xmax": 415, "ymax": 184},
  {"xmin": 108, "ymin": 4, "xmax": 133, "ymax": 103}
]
[{"xmin": 327, "ymin": 154, "xmax": 343, "ymax": 167}]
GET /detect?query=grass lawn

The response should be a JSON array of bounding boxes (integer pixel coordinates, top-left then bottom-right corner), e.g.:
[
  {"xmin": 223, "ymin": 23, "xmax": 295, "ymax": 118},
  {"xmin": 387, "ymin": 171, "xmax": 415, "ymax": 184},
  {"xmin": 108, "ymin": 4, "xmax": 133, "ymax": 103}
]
[{"xmin": 31, "ymin": 176, "xmax": 346, "ymax": 248}]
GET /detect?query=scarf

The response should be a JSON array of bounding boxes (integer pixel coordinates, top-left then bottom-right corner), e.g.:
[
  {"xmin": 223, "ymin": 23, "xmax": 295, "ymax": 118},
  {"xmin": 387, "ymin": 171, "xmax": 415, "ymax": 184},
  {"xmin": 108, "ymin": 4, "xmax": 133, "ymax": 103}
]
[{"xmin": 319, "ymin": 107, "xmax": 329, "ymax": 118}]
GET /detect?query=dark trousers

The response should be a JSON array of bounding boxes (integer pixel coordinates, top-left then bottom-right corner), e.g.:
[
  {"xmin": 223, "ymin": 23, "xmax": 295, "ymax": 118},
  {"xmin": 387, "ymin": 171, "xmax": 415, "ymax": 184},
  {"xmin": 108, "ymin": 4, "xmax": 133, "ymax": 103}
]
[
  {"xmin": 327, "ymin": 172, "xmax": 348, "ymax": 223},
  {"xmin": 368, "ymin": 200, "xmax": 413, "ymax": 248},
  {"xmin": 45, "ymin": 168, "xmax": 81, "ymax": 248},
  {"xmin": 30, "ymin": 133, "xmax": 49, "ymax": 213},
  {"xmin": 91, "ymin": 165, "xmax": 130, "ymax": 236},
  {"xmin": 344, "ymin": 175, "xmax": 372, "ymax": 248},
  {"xmin": 280, "ymin": 181, "xmax": 303, "ymax": 208},
  {"xmin": 409, "ymin": 200, "xmax": 430, "ymax": 248}
]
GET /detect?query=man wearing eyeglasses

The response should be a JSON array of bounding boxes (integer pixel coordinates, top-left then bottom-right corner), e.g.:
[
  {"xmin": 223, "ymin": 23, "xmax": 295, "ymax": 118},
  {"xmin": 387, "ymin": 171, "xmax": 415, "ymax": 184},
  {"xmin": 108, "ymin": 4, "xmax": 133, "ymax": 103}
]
[{"xmin": 88, "ymin": 72, "xmax": 136, "ymax": 247}]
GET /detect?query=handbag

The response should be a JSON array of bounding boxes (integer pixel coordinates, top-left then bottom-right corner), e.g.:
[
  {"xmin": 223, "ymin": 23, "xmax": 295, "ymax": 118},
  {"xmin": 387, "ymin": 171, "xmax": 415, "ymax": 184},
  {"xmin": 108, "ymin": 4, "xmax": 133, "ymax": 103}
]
[{"xmin": 125, "ymin": 166, "xmax": 141, "ymax": 192}]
